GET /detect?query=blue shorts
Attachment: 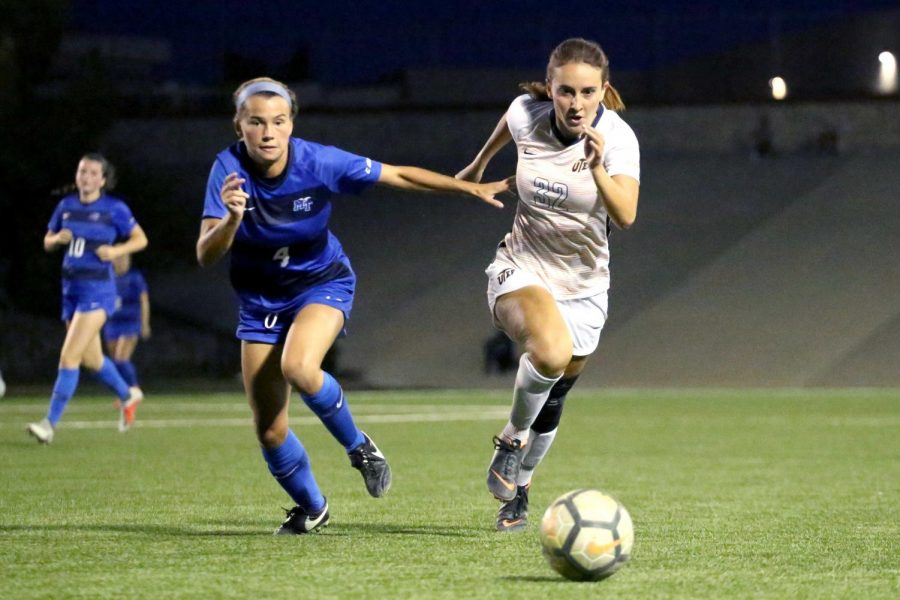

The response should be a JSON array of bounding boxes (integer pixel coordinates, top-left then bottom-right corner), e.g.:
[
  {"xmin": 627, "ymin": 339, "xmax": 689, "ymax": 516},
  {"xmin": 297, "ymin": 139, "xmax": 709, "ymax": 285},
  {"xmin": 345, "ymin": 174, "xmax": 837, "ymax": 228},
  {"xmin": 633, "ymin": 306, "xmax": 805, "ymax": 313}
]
[
  {"xmin": 61, "ymin": 292, "xmax": 119, "ymax": 322},
  {"xmin": 236, "ymin": 277, "xmax": 355, "ymax": 344},
  {"xmin": 103, "ymin": 319, "xmax": 142, "ymax": 341}
]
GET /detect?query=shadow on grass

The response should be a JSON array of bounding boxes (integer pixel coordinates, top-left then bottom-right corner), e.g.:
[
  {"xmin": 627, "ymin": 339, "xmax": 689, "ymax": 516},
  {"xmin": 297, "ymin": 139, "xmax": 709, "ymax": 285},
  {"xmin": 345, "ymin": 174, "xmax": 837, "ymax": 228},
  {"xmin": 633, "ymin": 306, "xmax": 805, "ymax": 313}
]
[
  {"xmin": 0, "ymin": 521, "xmax": 480, "ymax": 538},
  {"xmin": 317, "ymin": 522, "xmax": 478, "ymax": 537},
  {"xmin": 0, "ymin": 523, "xmax": 264, "ymax": 537},
  {"xmin": 503, "ymin": 575, "xmax": 576, "ymax": 583}
]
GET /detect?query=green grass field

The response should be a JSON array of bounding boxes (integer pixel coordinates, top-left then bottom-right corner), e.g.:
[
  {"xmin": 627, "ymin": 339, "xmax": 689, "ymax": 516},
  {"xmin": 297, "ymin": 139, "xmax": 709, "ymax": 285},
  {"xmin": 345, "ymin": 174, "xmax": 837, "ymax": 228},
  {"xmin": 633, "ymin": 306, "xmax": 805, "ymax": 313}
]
[{"xmin": 1, "ymin": 388, "xmax": 898, "ymax": 598}]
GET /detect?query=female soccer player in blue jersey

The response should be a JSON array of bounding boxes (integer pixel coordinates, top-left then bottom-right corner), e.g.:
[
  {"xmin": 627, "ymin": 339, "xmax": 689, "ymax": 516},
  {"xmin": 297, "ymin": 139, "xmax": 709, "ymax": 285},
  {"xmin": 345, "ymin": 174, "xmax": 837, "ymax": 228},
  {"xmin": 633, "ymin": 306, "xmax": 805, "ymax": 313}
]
[
  {"xmin": 103, "ymin": 253, "xmax": 151, "ymax": 426},
  {"xmin": 28, "ymin": 154, "xmax": 148, "ymax": 443},
  {"xmin": 197, "ymin": 77, "xmax": 508, "ymax": 535}
]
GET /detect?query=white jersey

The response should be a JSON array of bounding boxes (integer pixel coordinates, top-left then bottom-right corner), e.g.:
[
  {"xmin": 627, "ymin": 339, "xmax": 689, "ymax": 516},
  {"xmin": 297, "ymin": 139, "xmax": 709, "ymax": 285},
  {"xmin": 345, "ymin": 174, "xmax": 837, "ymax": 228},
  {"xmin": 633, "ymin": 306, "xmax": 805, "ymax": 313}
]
[{"xmin": 495, "ymin": 94, "xmax": 640, "ymax": 299}]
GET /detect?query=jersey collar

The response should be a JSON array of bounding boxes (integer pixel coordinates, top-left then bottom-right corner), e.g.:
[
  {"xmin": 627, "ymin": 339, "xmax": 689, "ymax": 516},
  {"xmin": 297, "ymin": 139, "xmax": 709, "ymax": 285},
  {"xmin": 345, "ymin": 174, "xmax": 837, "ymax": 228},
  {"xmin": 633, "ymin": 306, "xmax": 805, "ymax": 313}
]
[{"xmin": 549, "ymin": 105, "xmax": 605, "ymax": 147}]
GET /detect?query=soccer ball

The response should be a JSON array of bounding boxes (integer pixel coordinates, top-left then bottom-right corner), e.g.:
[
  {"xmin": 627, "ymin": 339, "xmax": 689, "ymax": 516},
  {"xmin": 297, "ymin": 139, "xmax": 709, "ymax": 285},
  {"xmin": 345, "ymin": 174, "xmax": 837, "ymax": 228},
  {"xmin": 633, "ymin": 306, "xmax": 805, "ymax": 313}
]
[{"xmin": 539, "ymin": 489, "xmax": 634, "ymax": 581}]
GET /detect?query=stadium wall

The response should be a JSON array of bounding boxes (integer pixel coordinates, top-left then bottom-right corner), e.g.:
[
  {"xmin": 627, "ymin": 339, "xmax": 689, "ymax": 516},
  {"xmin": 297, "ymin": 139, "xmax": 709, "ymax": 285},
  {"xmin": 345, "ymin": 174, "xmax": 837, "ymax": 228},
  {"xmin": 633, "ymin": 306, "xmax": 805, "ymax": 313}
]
[{"xmin": 89, "ymin": 100, "xmax": 900, "ymax": 388}]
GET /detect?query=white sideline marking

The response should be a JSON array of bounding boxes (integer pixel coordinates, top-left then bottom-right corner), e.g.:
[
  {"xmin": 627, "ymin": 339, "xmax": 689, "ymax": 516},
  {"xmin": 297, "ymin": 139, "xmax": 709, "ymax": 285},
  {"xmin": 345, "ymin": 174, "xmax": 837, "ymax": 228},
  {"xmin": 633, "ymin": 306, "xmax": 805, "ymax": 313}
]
[{"xmin": 3, "ymin": 409, "xmax": 511, "ymax": 430}]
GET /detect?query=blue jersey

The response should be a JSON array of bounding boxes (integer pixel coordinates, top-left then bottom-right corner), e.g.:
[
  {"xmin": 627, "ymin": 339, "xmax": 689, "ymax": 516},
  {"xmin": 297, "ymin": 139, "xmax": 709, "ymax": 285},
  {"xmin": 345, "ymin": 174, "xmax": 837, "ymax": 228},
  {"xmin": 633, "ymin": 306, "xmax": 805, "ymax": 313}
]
[
  {"xmin": 109, "ymin": 269, "xmax": 148, "ymax": 326},
  {"xmin": 47, "ymin": 194, "xmax": 138, "ymax": 299},
  {"xmin": 202, "ymin": 137, "xmax": 382, "ymax": 312}
]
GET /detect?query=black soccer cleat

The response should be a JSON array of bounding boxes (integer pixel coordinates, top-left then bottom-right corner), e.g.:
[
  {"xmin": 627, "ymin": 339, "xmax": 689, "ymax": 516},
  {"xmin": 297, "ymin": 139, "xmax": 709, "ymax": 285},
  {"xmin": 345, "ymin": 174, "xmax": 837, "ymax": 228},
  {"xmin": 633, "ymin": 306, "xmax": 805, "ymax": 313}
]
[
  {"xmin": 349, "ymin": 432, "xmax": 392, "ymax": 497},
  {"xmin": 496, "ymin": 484, "xmax": 530, "ymax": 532},
  {"xmin": 274, "ymin": 501, "xmax": 330, "ymax": 535},
  {"xmin": 486, "ymin": 435, "xmax": 526, "ymax": 502}
]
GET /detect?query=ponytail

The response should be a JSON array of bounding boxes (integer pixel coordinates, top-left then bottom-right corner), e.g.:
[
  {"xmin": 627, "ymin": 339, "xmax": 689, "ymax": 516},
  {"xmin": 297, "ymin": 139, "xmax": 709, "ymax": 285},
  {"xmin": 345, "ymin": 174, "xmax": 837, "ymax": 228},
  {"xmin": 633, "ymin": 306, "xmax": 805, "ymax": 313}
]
[
  {"xmin": 519, "ymin": 81, "xmax": 550, "ymax": 101},
  {"xmin": 602, "ymin": 83, "xmax": 626, "ymax": 112}
]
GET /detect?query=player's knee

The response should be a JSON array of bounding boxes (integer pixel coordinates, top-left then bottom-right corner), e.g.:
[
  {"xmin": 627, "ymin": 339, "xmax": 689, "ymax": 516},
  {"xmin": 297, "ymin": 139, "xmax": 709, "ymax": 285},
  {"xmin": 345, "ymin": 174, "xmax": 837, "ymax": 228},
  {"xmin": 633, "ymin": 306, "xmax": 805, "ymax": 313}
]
[
  {"xmin": 528, "ymin": 337, "xmax": 572, "ymax": 376},
  {"xmin": 280, "ymin": 356, "xmax": 320, "ymax": 395},
  {"xmin": 257, "ymin": 422, "xmax": 288, "ymax": 448}
]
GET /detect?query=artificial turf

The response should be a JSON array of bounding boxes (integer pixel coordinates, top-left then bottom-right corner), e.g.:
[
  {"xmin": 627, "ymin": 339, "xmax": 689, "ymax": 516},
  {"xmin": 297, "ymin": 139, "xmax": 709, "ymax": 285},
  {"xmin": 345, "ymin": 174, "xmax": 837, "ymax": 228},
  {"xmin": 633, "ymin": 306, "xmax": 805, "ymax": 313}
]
[{"xmin": 1, "ymin": 388, "xmax": 897, "ymax": 598}]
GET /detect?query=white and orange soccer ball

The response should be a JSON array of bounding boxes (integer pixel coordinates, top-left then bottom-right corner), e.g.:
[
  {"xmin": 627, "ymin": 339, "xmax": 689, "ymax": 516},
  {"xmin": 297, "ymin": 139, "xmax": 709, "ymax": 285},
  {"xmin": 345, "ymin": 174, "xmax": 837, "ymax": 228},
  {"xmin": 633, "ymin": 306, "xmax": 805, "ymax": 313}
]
[{"xmin": 539, "ymin": 489, "xmax": 634, "ymax": 581}]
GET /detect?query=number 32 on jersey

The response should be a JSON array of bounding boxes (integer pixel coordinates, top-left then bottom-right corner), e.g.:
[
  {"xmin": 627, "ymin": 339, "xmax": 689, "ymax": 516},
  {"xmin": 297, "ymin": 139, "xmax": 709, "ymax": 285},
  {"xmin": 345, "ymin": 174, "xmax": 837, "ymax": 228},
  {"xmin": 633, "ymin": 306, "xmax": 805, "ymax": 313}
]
[{"xmin": 533, "ymin": 177, "xmax": 568, "ymax": 210}]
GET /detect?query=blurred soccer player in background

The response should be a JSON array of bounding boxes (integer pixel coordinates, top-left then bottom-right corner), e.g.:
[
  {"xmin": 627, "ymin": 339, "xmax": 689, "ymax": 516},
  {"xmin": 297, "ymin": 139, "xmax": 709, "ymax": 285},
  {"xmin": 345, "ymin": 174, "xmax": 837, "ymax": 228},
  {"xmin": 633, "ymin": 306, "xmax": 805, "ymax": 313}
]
[
  {"xmin": 196, "ymin": 77, "xmax": 508, "ymax": 534},
  {"xmin": 103, "ymin": 253, "xmax": 151, "ymax": 422},
  {"xmin": 27, "ymin": 154, "xmax": 148, "ymax": 444},
  {"xmin": 457, "ymin": 38, "xmax": 641, "ymax": 531}
]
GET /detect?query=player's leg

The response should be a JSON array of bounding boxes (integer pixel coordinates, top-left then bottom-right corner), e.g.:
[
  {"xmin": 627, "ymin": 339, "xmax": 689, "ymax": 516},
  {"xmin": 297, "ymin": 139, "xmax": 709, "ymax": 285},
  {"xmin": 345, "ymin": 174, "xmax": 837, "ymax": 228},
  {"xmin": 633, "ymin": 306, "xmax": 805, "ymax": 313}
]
[
  {"xmin": 243, "ymin": 341, "xmax": 328, "ymax": 535},
  {"xmin": 487, "ymin": 286, "xmax": 571, "ymax": 501},
  {"xmin": 519, "ymin": 356, "xmax": 587, "ymax": 487},
  {"xmin": 107, "ymin": 334, "xmax": 141, "ymax": 390},
  {"xmin": 28, "ymin": 309, "xmax": 107, "ymax": 443},
  {"xmin": 281, "ymin": 304, "xmax": 391, "ymax": 497},
  {"xmin": 495, "ymin": 358, "xmax": 586, "ymax": 531},
  {"xmin": 83, "ymin": 327, "xmax": 142, "ymax": 431},
  {"xmin": 106, "ymin": 334, "xmax": 143, "ymax": 430}
]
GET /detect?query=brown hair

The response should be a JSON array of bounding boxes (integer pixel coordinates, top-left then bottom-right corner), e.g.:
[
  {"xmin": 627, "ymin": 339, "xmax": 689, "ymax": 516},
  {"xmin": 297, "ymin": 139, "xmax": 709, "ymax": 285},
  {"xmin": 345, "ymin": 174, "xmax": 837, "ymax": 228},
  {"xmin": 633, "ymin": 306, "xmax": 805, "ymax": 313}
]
[
  {"xmin": 232, "ymin": 77, "xmax": 298, "ymax": 135},
  {"xmin": 520, "ymin": 38, "xmax": 625, "ymax": 112},
  {"xmin": 80, "ymin": 152, "xmax": 116, "ymax": 191}
]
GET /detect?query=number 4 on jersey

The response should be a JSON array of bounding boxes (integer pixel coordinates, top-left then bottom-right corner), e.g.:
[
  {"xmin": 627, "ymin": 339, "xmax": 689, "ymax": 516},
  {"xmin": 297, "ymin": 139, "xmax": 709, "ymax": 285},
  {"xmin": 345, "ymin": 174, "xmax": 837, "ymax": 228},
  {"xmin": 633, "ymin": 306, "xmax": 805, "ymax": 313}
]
[{"xmin": 273, "ymin": 246, "xmax": 290, "ymax": 267}]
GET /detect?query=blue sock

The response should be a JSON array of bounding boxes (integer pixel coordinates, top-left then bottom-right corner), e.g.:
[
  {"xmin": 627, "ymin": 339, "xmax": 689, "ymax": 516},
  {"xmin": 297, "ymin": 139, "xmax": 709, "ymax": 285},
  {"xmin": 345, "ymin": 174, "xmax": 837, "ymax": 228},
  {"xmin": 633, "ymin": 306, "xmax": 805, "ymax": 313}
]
[
  {"xmin": 47, "ymin": 368, "xmax": 80, "ymax": 426},
  {"xmin": 300, "ymin": 372, "xmax": 365, "ymax": 451},
  {"xmin": 262, "ymin": 430, "xmax": 325, "ymax": 512},
  {"xmin": 113, "ymin": 360, "xmax": 138, "ymax": 387},
  {"xmin": 93, "ymin": 357, "xmax": 131, "ymax": 401}
]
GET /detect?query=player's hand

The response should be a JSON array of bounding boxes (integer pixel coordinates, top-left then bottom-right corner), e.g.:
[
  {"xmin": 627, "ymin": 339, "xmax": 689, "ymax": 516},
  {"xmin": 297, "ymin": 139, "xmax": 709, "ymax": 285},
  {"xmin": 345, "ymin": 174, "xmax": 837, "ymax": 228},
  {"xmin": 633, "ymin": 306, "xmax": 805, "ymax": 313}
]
[
  {"xmin": 56, "ymin": 228, "xmax": 73, "ymax": 245},
  {"xmin": 221, "ymin": 172, "xmax": 249, "ymax": 219},
  {"xmin": 95, "ymin": 245, "xmax": 119, "ymax": 262},
  {"xmin": 455, "ymin": 162, "xmax": 484, "ymax": 183},
  {"xmin": 582, "ymin": 126, "xmax": 606, "ymax": 169},
  {"xmin": 472, "ymin": 177, "xmax": 510, "ymax": 209}
]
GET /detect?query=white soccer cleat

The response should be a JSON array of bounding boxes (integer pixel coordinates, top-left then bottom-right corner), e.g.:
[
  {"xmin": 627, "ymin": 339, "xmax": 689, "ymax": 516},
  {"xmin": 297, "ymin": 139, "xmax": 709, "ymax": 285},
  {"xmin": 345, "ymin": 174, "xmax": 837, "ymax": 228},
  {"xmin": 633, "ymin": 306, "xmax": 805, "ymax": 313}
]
[
  {"xmin": 118, "ymin": 387, "xmax": 144, "ymax": 432},
  {"xmin": 26, "ymin": 418, "xmax": 54, "ymax": 444}
]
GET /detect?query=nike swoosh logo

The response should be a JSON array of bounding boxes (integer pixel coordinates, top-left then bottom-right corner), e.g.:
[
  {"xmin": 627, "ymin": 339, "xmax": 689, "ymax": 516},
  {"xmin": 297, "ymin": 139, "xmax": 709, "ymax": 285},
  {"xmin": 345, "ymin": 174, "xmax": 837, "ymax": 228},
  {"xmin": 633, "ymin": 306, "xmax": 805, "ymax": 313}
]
[
  {"xmin": 490, "ymin": 469, "xmax": 516, "ymax": 491},
  {"xmin": 336, "ymin": 394, "xmax": 344, "ymax": 409},
  {"xmin": 245, "ymin": 206, "xmax": 256, "ymax": 211},
  {"xmin": 523, "ymin": 148, "xmax": 537, "ymax": 155},
  {"xmin": 501, "ymin": 519, "xmax": 523, "ymax": 527}
]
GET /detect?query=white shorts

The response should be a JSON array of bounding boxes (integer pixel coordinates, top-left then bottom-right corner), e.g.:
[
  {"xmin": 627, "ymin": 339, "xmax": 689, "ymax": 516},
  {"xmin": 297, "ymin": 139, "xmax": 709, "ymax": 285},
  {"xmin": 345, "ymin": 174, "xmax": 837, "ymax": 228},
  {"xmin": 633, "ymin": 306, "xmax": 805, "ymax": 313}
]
[{"xmin": 485, "ymin": 261, "xmax": 609, "ymax": 357}]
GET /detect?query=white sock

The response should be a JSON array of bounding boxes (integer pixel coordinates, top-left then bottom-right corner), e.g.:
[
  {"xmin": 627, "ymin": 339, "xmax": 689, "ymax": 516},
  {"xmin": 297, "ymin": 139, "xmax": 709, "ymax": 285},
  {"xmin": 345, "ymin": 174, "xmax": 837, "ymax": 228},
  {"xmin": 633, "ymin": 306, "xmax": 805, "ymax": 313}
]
[
  {"xmin": 517, "ymin": 428, "xmax": 558, "ymax": 487},
  {"xmin": 508, "ymin": 353, "xmax": 561, "ymax": 436}
]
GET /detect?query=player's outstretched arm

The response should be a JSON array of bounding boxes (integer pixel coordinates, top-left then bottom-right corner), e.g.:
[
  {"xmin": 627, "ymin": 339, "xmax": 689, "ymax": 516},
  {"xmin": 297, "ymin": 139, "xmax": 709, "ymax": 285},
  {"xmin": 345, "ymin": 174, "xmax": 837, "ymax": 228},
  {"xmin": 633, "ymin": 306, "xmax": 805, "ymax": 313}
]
[
  {"xmin": 377, "ymin": 164, "xmax": 507, "ymax": 209},
  {"xmin": 456, "ymin": 113, "xmax": 512, "ymax": 183}
]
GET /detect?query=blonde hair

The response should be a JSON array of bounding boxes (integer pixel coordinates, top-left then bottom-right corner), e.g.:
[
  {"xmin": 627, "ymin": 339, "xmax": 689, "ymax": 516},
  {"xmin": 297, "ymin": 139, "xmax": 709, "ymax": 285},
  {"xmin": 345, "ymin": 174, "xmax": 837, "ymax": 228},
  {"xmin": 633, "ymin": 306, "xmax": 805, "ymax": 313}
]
[
  {"xmin": 231, "ymin": 77, "xmax": 298, "ymax": 135},
  {"xmin": 520, "ymin": 38, "xmax": 626, "ymax": 112}
]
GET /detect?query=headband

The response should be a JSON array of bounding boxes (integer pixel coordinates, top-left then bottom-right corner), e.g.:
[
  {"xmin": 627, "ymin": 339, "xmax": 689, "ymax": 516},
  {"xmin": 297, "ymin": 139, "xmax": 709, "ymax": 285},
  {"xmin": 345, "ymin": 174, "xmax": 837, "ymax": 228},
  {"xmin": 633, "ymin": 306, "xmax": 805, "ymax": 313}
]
[{"xmin": 234, "ymin": 81, "xmax": 293, "ymax": 110}]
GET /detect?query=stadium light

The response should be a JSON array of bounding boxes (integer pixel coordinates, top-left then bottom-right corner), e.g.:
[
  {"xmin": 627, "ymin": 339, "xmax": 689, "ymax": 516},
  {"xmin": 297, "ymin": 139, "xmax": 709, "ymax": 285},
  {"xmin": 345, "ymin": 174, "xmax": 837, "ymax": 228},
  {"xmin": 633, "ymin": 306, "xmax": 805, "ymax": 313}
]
[
  {"xmin": 769, "ymin": 76, "xmax": 787, "ymax": 101},
  {"xmin": 878, "ymin": 51, "xmax": 897, "ymax": 95}
]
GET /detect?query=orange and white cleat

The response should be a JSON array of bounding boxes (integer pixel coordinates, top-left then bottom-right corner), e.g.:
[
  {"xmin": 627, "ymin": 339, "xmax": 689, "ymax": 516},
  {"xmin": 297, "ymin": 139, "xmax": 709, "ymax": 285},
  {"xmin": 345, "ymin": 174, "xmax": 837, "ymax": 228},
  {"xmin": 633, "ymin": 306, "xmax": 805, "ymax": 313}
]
[
  {"xmin": 118, "ymin": 387, "xmax": 144, "ymax": 432},
  {"xmin": 496, "ymin": 483, "xmax": 530, "ymax": 532}
]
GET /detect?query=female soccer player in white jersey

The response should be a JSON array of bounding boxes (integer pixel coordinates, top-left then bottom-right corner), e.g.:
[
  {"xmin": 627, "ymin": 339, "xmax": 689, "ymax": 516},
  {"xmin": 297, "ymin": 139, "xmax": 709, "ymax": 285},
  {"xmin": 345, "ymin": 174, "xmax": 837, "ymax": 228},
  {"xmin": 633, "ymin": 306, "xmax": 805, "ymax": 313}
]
[
  {"xmin": 197, "ymin": 77, "xmax": 508, "ymax": 535},
  {"xmin": 457, "ymin": 38, "xmax": 640, "ymax": 531},
  {"xmin": 27, "ymin": 154, "xmax": 148, "ymax": 443}
]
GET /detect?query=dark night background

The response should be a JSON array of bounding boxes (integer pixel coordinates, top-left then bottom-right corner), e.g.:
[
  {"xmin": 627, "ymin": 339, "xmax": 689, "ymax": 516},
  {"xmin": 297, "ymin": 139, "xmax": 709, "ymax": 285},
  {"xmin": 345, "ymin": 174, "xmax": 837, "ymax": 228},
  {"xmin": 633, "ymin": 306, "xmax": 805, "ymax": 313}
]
[
  {"xmin": 1, "ymin": 0, "xmax": 899, "ymax": 387},
  {"xmin": 68, "ymin": 0, "xmax": 900, "ymax": 83}
]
